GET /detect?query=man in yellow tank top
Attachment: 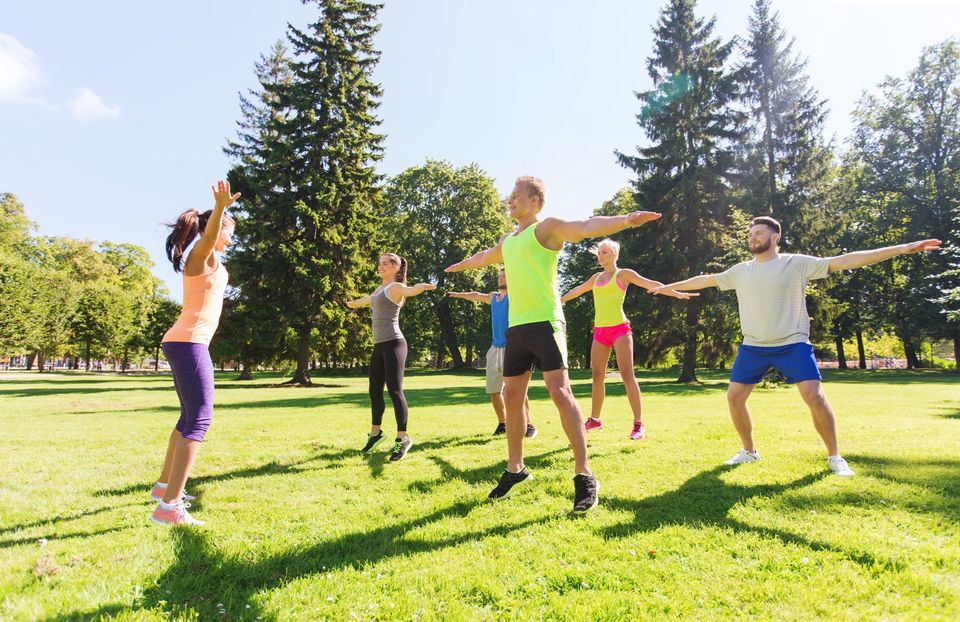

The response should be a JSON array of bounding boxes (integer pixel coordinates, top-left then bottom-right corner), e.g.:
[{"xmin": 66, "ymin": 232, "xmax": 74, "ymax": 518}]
[{"xmin": 446, "ymin": 176, "xmax": 661, "ymax": 513}]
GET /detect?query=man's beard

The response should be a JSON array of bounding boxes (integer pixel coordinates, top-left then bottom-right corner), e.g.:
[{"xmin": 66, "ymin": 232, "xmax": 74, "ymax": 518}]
[{"xmin": 750, "ymin": 239, "xmax": 772, "ymax": 254}]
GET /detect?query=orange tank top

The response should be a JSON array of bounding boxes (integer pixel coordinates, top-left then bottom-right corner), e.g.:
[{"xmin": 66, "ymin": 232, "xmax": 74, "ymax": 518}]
[{"xmin": 162, "ymin": 260, "xmax": 229, "ymax": 345}]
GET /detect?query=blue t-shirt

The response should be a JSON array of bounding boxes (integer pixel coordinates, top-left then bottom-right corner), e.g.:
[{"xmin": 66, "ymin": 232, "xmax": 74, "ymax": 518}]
[{"xmin": 490, "ymin": 292, "xmax": 509, "ymax": 348}]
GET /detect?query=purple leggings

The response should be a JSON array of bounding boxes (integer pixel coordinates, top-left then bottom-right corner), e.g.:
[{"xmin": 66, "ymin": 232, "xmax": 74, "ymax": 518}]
[{"xmin": 162, "ymin": 342, "xmax": 215, "ymax": 442}]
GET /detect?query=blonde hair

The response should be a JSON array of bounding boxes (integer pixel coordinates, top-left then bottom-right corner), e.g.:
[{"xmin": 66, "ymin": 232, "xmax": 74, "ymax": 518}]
[
  {"xmin": 381, "ymin": 253, "xmax": 408, "ymax": 284},
  {"xmin": 592, "ymin": 238, "xmax": 620, "ymax": 259},
  {"xmin": 515, "ymin": 176, "xmax": 546, "ymax": 208}
]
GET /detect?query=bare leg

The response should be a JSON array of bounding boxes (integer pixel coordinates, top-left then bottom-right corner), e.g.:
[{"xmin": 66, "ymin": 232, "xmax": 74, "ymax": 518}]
[
  {"xmin": 796, "ymin": 380, "xmax": 840, "ymax": 455},
  {"xmin": 157, "ymin": 427, "xmax": 179, "ymax": 483},
  {"xmin": 590, "ymin": 339, "xmax": 612, "ymax": 420},
  {"xmin": 613, "ymin": 334, "xmax": 642, "ymax": 421},
  {"xmin": 162, "ymin": 436, "xmax": 201, "ymax": 504},
  {"xmin": 543, "ymin": 369, "xmax": 591, "ymax": 475},
  {"xmin": 503, "ymin": 372, "xmax": 532, "ymax": 472},
  {"xmin": 490, "ymin": 392, "xmax": 506, "ymax": 424},
  {"xmin": 727, "ymin": 381, "xmax": 757, "ymax": 452}
]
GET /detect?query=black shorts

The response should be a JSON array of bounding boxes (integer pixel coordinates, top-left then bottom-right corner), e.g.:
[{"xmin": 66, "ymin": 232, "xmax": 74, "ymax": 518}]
[{"xmin": 503, "ymin": 321, "xmax": 568, "ymax": 377}]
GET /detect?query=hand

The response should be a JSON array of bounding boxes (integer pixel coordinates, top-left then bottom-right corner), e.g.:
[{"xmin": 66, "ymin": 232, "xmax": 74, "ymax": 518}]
[
  {"xmin": 420, "ymin": 283, "xmax": 437, "ymax": 292},
  {"xmin": 447, "ymin": 292, "xmax": 464, "ymax": 298},
  {"xmin": 625, "ymin": 211, "xmax": 662, "ymax": 227},
  {"xmin": 346, "ymin": 300, "xmax": 358, "ymax": 309},
  {"xmin": 665, "ymin": 290, "xmax": 699, "ymax": 299},
  {"xmin": 648, "ymin": 285, "xmax": 674, "ymax": 296},
  {"xmin": 902, "ymin": 239, "xmax": 942, "ymax": 254},
  {"xmin": 212, "ymin": 179, "xmax": 241, "ymax": 210},
  {"xmin": 445, "ymin": 261, "xmax": 465, "ymax": 273}
]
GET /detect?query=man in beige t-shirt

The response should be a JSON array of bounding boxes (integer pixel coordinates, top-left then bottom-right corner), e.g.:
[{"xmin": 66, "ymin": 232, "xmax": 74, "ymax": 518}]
[{"xmin": 654, "ymin": 216, "xmax": 941, "ymax": 476}]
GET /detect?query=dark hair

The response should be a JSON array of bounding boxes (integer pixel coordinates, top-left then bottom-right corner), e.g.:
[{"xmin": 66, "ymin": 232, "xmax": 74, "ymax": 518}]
[
  {"xmin": 165, "ymin": 209, "xmax": 234, "ymax": 272},
  {"xmin": 750, "ymin": 216, "xmax": 781, "ymax": 236}
]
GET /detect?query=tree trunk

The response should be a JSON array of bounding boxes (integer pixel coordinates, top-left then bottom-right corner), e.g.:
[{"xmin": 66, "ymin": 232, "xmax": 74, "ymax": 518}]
[
  {"xmin": 154, "ymin": 344, "xmax": 161, "ymax": 372},
  {"xmin": 85, "ymin": 341, "xmax": 91, "ymax": 372},
  {"xmin": 856, "ymin": 329, "xmax": 866, "ymax": 369},
  {"xmin": 286, "ymin": 326, "xmax": 313, "ymax": 385},
  {"xmin": 902, "ymin": 338, "xmax": 919, "ymax": 369},
  {"xmin": 952, "ymin": 332, "xmax": 959, "ymax": 372},
  {"xmin": 835, "ymin": 331, "xmax": 847, "ymax": 370},
  {"xmin": 37, "ymin": 351, "xmax": 46, "ymax": 373},
  {"xmin": 238, "ymin": 360, "xmax": 254, "ymax": 380},
  {"xmin": 121, "ymin": 347, "xmax": 129, "ymax": 374},
  {"xmin": 435, "ymin": 298, "xmax": 464, "ymax": 368},
  {"xmin": 677, "ymin": 299, "xmax": 700, "ymax": 383},
  {"xmin": 27, "ymin": 350, "xmax": 38, "ymax": 370},
  {"xmin": 466, "ymin": 343, "xmax": 474, "ymax": 368}
]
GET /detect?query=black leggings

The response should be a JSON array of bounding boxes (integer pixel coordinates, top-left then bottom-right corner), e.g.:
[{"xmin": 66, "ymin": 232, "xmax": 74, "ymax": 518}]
[{"xmin": 369, "ymin": 338, "xmax": 409, "ymax": 432}]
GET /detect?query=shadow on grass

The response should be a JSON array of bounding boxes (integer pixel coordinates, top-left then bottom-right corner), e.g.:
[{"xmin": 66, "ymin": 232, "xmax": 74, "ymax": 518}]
[
  {"xmin": 0, "ymin": 526, "xmax": 130, "ymax": 550},
  {"xmin": 49, "ymin": 498, "xmax": 556, "ymax": 622},
  {"xmin": 0, "ymin": 501, "xmax": 142, "ymax": 539}
]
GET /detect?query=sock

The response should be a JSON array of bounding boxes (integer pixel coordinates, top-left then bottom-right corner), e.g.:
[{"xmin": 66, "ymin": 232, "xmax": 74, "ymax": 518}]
[
  {"xmin": 576, "ymin": 472, "xmax": 593, "ymax": 478},
  {"xmin": 828, "ymin": 454, "xmax": 842, "ymax": 461},
  {"xmin": 507, "ymin": 465, "xmax": 525, "ymax": 474},
  {"xmin": 159, "ymin": 499, "xmax": 180, "ymax": 510},
  {"xmin": 155, "ymin": 482, "xmax": 168, "ymax": 489}
]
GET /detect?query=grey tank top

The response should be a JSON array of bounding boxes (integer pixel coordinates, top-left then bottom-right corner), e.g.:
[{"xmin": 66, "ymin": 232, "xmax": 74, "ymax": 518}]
[{"xmin": 371, "ymin": 284, "xmax": 403, "ymax": 343}]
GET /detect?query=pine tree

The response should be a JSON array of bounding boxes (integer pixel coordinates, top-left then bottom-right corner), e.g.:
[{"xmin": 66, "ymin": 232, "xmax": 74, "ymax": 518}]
[{"xmin": 616, "ymin": 0, "xmax": 744, "ymax": 382}]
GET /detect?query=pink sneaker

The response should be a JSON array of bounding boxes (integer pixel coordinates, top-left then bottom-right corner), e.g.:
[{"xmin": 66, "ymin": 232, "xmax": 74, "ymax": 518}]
[
  {"xmin": 629, "ymin": 421, "xmax": 646, "ymax": 440},
  {"xmin": 150, "ymin": 502, "xmax": 205, "ymax": 526},
  {"xmin": 584, "ymin": 417, "xmax": 603, "ymax": 432},
  {"xmin": 150, "ymin": 484, "xmax": 196, "ymax": 503}
]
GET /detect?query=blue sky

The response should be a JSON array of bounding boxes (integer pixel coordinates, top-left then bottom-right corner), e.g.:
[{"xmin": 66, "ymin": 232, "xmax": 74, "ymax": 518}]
[{"xmin": 2, "ymin": 0, "xmax": 958, "ymax": 301}]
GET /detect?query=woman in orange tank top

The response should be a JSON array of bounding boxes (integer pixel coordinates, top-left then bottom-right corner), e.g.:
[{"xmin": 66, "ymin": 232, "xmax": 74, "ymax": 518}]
[{"xmin": 149, "ymin": 180, "xmax": 239, "ymax": 527}]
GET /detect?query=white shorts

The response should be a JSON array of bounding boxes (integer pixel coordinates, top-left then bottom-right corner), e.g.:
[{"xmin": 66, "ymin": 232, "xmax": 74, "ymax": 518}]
[{"xmin": 485, "ymin": 345, "xmax": 505, "ymax": 394}]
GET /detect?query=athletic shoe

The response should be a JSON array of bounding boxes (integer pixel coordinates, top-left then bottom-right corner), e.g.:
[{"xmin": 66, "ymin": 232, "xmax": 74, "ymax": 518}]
[
  {"xmin": 488, "ymin": 467, "xmax": 533, "ymax": 499},
  {"xmin": 724, "ymin": 449, "xmax": 760, "ymax": 465},
  {"xmin": 150, "ymin": 485, "xmax": 196, "ymax": 503},
  {"xmin": 524, "ymin": 423, "xmax": 538, "ymax": 439},
  {"xmin": 629, "ymin": 421, "xmax": 646, "ymax": 440},
  {"xmin": 572, "ymin": 474, "xmax": 599, "ymax": 513},
  {"xmin": 493, "ymin": 422, "xmax": 506, "ymax": 435},
  {"xmin": 361, "ymin": 431, "xmax": 385, "ymax": 454},
  {"xmin": 828, "ymin": 456, "xmax": 855, "ymax": 477},
  {"xmin": 150, "ymin": 502, "xmax": 205, "ymax": 526},
  {"xmin": 389, "ymin": 437, "xmax": 413, "ymax": 462},
  {"xmin": 584, "ymin": 417, "xmax": 603, "ymax": 432}
]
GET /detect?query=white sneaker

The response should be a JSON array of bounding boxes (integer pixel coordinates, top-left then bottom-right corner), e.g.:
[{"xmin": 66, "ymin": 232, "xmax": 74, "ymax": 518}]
[
  {"xmin": 724, "ymin": 449, "xmax": 760, "ymax": 465},
  {"xmin": 828, "ymin": 456, "xmax": 855, "ymax": 477}
]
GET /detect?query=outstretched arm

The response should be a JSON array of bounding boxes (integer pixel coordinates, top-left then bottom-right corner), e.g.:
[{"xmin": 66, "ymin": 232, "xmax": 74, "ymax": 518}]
[
  {"xmin": 193, "ymin": 179, "xmax": 241, "ymax": 260},
  {"xmin": 389, "ymin": 282, "xmax": 437, "ymax": 303},
  {"xmin": 445, "ymin": 235, "xmax": 507, "ymax": 273},
  {"xmin": 540, "ymin": 211, "xmax": 662, "ymax": 247},
  {"xmin": 346, "ymin": 294, "xmax": 372, "ymax": 309},
  {"xmin": 560, "ymin": 274, "xmax": 599, "ymax": 303},
  {"xmin": 828, "ymin": 239, "xmax": 941, "ymax": 273},
  {"xmin": 649, "ymin": 274, "xmax": 719, "ymax": 295},
  {"xmin": 622, "ymin": 269, "xmax": 699, "ymax": 299},
  {"xmin": 447, "ymin": 291, "xmax": 495, "ymax": 304}
]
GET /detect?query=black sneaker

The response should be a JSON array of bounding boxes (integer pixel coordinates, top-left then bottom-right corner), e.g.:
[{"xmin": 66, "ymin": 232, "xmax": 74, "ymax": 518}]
[
  {"xmin": 572, "ymin": 474, "xmax": 599, "ymax": 513},
  {"xmin": 488, "ymin": 467, "xmax": 533, "ymax": 499},
  {"xmin": 524, "ymin": 424, "xmax": 538, "ymax": 439},
  {"xmin": 493, "ymin": 422, "xmax": 506, "ymax": 435},
  {"xmin": 389, "ymin": 437, "xmax": 413, "ymax": 461},
  {"xmin": 361, "ymin": 431, "xmax": 384, "ymax": 454}
]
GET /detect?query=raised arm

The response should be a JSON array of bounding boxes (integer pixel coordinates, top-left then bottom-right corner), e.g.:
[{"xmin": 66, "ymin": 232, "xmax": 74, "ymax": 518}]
[
  {"xmin": 649, "ymin": 274, "xmax": 718, "ymax": 295},
  {"xmin": 560, "ymin": 274, "xmax": 599, "ymax": 303},
  {"xmin": 447, "ymin": 291, "xmax": 495, "ymax": 304},
  {"xmin": 445, "ymin": 234, "xmax": 507, "ymax": 273},
  {"xmin": 827, "ymin": 239, "xmax": 941, "ymax": 273},
  {"xmin": 346, "ymin": 294, "xmax": 373, "ymax": 309},
  {"xmin": 386, "ymin": 282, "xmax": 437, "ymax": 303},
  {"xmin": 622, "ymin": 269, "xmax": 699, "ymax": 299},
  {"xmin": 539, "ymin": 211, "xmax": 662, "ymax": 247},
  {"xmin": 193, "ymin": 179, "xmax": 241, "ymax": 260}
]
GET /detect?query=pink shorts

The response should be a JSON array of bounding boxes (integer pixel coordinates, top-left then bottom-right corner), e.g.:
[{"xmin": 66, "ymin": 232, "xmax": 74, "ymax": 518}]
[{"xmin": 592, "ymin": 322, "xmax": 632, "ymax": 347}]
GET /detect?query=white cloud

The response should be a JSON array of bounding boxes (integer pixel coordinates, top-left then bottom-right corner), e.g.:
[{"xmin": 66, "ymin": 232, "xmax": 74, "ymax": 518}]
[
  {"xmin": 0, "ymin": 33, "xmax": 41, "ymax": 102},
  {"xmin": 69, "ymin": 87, "xmax": 120, "ymax": 121}
]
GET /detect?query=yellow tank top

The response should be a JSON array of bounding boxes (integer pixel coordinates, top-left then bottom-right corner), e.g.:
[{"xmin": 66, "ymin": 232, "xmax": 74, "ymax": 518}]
[
  {"xmin": 162, "ymin": 260, "xmax": 229, "ymax": 345},
  {"xmin": 592, "ymin": 269, "xmax": 628, "ymax": 327},
  {"xmin": 501, "ymin": 222, "xmax": 565, "ymax": 327}
]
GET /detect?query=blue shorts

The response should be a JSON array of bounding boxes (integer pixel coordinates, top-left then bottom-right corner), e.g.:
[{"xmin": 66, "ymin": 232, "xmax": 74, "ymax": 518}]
[{"xmin": 730, "ymin": 342, "xmax": 822, "ymax": 385}]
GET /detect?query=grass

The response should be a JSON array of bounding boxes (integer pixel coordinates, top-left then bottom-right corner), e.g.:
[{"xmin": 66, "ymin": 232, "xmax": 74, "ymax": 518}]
[{"xmin": 0, "ymin": 368, "xmax": 958, "ymax": 621}]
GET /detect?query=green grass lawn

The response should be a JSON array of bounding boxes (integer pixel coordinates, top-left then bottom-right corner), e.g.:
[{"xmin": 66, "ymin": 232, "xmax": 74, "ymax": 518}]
[{"xmin": 1, "ymin": 368, "xmax": 958, "ymax": 621}]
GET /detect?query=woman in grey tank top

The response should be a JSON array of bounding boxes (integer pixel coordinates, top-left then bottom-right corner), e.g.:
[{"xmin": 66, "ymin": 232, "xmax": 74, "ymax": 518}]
[{"xmin": 346, "ymin": 253, "xmax": 436, "ymax": 461}]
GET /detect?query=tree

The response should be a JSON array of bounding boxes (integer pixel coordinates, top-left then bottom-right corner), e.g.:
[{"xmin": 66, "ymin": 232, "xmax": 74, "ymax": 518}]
[
  {"xmin": 142, "ymin": 297, "xmax": 181, "ymax": 371},
  {"xmin": 616, "ymin": 0, "xmax": 745, "ymax": 382},
  {"xmin": 382, "ymin": 160, "xmax": 509, "ymax": 367}
]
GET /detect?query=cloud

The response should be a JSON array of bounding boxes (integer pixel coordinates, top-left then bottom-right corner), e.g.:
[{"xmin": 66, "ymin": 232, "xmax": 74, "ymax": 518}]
[
  {"xmin": 0, "ymin": 33, "xmax": 41, "ymax": 102},
  {"xmin": 69, "ymin": 87, "xmax": 120, "ymax": 121}
]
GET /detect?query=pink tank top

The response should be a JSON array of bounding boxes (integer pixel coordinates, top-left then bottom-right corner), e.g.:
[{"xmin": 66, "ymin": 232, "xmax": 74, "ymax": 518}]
[{"xmin": 162, "ymin": 260, "xmax": 229, "ymax": 345}]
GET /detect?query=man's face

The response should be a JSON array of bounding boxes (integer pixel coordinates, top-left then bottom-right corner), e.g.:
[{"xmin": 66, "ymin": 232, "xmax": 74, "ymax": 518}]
[
  {"xmin": 748, "ymin": 224, "xmax": 778, "ymax": 254},
  {"xmin": 507, "ymin": 183, "xmax": 539, "ymax": 219}
]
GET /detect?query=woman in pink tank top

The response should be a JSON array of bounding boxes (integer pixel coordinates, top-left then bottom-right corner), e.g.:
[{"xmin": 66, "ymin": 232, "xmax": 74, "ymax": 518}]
[{"xmin": 149, "ymin": 180, "xmax": 239, "ymax": 527}]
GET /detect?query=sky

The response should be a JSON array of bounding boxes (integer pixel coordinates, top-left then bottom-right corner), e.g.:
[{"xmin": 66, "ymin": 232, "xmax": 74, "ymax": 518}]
[{"xmin": 2, "ymin": 0, "xmax": 959, "ymax": 301}]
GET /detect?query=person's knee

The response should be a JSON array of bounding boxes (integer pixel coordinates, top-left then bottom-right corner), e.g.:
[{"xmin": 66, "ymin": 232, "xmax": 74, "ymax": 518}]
[
  {"xmin": 727, "ymin": 388, "xmax": 748, "ymax": 406},
  {"xmin": 546, "ymin": 379, "xmax": 574, "ymax": 404},
  {"xmin": 591, "ymin": 365, "xmax": 605, "ymax": 380}
]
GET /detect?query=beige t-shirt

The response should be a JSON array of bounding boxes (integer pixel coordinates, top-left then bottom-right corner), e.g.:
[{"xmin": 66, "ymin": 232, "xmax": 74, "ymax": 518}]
[{"xmin": 715, "ymin": 254, "xmax": 832, "ymax": 347}]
